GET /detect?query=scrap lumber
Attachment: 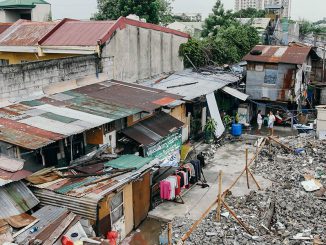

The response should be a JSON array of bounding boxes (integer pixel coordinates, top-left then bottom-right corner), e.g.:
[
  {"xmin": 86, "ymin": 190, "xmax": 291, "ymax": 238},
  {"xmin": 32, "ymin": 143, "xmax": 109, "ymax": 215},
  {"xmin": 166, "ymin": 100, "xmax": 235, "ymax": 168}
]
[
  {"xmin": 268, "ymin": 136, "xmax": 294, "ymax": 152},
  {"xmin": 259, "ymin": 196, "xmax": 275, "ymax": 234},
  {"xmin": 216, "ymin": 171, "xmax": 223, "ymax": 221}
]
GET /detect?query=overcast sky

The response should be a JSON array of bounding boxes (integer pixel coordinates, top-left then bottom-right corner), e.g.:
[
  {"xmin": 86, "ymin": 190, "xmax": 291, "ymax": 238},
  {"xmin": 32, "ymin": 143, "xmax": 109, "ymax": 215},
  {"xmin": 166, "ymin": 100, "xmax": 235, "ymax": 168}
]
[{"xmin": 47, "ymin": 0, "xmax": 325, "ymax": 22}]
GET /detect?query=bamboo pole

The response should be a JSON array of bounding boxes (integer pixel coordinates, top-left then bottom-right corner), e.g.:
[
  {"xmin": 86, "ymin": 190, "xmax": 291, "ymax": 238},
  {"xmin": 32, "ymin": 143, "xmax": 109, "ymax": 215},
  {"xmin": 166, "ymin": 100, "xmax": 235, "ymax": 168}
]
[
  {"xmin": 216, "ymin": 170, "xmax": 223, "ymax": 221},
  {"xmin": 248, "ymin": 168, "xmax": 261, "ymax": 190},
  {"xmin": 222, "ymin": 200, "xmax": 253, "ymax": 235},
  {"xmin": 246, "ymin": 148, "xmax": 250, "ymax": 189},
  {"xmin": 168, "ymin": 222, "xmax": 173, "ymax": 245}
]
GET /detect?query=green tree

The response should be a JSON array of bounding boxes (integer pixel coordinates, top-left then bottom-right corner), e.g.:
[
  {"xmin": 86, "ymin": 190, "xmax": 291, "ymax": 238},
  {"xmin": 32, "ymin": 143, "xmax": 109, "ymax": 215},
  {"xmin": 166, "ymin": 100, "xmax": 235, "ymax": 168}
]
[
  {"xmin": 202, "ymin": 0, "xmax": 235, "ymax": 37},
  {"xmin": 95, "ymin": 0, "xmax": 173, "ymax": 24},
  {"xmin": 232, "ymin": 8, "xmax": 267, "ymax": 18},
  {"xmin": 299, "ymin": 20, "xmax": 313, "ymax": 40}
]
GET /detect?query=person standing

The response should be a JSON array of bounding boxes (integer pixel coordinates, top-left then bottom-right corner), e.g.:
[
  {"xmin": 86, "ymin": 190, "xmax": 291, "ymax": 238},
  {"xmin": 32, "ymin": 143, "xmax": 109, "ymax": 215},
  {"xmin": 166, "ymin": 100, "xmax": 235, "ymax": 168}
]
[
  {"xmin": 268, "ymin": 111, "xmax": 276, "ymax": 136},
  {"xmin": 257, "ymin": 110, "xmax": 263, "ymax": 134}
]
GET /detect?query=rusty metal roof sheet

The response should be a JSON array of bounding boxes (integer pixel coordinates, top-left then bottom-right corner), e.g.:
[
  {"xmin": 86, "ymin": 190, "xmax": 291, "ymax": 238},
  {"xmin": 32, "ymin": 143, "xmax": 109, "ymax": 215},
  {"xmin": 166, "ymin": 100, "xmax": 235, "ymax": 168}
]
[
  {"xmin": 0, "ymin": 80, "xmax": 179, "ymax": 149},
  {"xmin": 243, "ymin": 45, "xmax": 312, "ymax": 64},
  {"xmin": 14, "ymin": 205, "xmax": 68, "ymax": 244},
  {"xmin": 74, "ymin": 80, "xmax": 182, "ymax": 112},
  {"xmin": 0, "ymin": 169, "xmax": 31, "ymax": 186},
  {"xmin": 0, "ymin": 181, "xmax": 39, "ymax": 219},
  {"xmin": 0, "ymin": 23, "xmax": 12, "ymax": 35},
  {"xmin": 122, "ymin": 112, "xmax": 184, "ymax": 145},
  {"xmin": 41, "ymin": 20, "xmax": 116, "ymax": 46},
  {"xmin": 0, "ymin": 19, "xmax": 56, "ymax": 46}
]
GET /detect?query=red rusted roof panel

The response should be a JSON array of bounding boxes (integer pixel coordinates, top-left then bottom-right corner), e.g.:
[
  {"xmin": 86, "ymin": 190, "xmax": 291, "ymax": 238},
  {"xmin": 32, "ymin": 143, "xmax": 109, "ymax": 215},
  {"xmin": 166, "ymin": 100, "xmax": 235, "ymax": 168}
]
[
  {"xmin": 0, "ymin": 22, "xmax": 12, "ymax": 35},
  {"xmin": 243, "ymin": 45, "xmax": 312, "ymax": 64},
  {"xmin": 74, "ymin": 80, "xmax": 182, "ymax": 112},
  {"xmin": 41, "ymin": 20, "xmax": 116, "ymax": 46},
  {"xmin": 0, "ymin": 20, "xmax": 56, "ymax": 46}
]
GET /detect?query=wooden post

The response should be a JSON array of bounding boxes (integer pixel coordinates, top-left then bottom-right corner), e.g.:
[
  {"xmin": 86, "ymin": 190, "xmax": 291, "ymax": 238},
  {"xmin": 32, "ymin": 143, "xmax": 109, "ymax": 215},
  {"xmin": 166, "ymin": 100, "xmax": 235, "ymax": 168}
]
[
  {"xmin": 168, "ymin": 222, "xmax": 172, "ymax": 245},
  {"xmin": 216, "ymin": 170, "xmax": 223, "ymax": 221},
  {"xmin": 246, "ymin": 148, "xmax": 250, "ymax": 189}
]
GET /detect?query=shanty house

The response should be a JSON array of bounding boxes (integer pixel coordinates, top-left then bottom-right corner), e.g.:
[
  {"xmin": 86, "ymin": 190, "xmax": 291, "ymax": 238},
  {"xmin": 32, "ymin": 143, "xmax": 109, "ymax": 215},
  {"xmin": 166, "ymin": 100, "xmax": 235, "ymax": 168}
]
[
  {"xmin": 244, "ymin": 45, "xmax": 317, "ymax": 102},
  {"xmin": 0, "ymin": 79, "xmax": 181, "ymax": 172},
  {"xmin": 28, "ymin": 155, "xmax": 157, "ymax": 241},
  {"xmin": 0, "ymin": 16, "xmax": 189, "ymax": 82}
]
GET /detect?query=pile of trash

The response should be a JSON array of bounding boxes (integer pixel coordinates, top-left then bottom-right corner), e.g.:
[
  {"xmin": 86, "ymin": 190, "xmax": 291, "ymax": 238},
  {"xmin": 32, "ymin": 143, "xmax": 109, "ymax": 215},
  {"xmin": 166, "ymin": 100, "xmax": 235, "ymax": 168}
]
[{"xmin": 171, "ymin": 135, "xmax": 326, "ymax": 244}]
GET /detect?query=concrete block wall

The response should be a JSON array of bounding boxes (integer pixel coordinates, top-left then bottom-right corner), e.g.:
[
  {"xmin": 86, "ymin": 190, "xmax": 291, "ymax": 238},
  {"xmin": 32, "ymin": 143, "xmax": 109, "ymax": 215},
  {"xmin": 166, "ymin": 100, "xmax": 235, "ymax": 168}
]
[
  {"xmin": 0, "ymin": 55, "xmax": 98, "ymax": 99},
  {"xmin": 102, "ymin": 24, "xmax": 187, "ymax": 82}
]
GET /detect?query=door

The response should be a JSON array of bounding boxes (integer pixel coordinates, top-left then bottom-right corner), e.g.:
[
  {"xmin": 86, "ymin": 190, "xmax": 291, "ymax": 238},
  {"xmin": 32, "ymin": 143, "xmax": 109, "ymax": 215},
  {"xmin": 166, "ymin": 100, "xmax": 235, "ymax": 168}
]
[{"xmin": 132, "ymin": 172, "xmax": 150, "ymax": 228}]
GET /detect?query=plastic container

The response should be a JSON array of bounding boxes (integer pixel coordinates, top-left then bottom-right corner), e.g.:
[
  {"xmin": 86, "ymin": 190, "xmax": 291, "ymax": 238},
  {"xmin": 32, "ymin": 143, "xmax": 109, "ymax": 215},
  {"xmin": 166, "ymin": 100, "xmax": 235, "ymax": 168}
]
[{"xmin": 231, "ymin": 123, "xmax": 242, "ymax": 136}]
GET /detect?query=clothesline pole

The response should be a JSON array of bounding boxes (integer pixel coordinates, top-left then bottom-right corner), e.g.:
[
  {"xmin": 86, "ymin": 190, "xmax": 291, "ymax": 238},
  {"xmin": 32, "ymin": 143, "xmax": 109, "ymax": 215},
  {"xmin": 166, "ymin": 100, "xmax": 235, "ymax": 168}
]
[
  {"xmin": 245, "ymin": 148, "xmax": 250, "ymax": 189},
  {"xmin": 216, "ymin": 170, "xmax": 223, "ymax": 222}
]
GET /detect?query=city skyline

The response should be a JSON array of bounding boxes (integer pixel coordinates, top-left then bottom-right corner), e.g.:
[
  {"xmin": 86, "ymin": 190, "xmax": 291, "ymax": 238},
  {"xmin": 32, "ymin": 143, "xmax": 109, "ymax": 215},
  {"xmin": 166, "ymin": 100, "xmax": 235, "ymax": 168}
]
[{"xmin": 46, "ymin": 0, "xmax": 325, "ymax": 22}]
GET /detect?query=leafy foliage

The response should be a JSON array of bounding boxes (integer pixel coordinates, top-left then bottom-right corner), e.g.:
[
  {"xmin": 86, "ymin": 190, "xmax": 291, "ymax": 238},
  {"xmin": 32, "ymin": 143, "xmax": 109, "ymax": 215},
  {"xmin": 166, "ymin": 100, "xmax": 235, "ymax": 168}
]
[
  {"xmin": 95, "ymin": 0, "xmax": 173, "ymax": 24},
  {"xmin": 202, "ymin": 0, "xmax": 235, "ymax": 37},
  {"xmin": 180, "ymin": 0, "xmax": 260, "ymax": 68},
  {"xmin": 180, "ymin": 22, "xmax": 259, "ymax": 67},
  {"xmin": 232, "ymin": 8, "xmax": 267, "ymax": 18},
  {"xmin": 299, "ymin": 19, "xmax": 326, "ymax": 40}
]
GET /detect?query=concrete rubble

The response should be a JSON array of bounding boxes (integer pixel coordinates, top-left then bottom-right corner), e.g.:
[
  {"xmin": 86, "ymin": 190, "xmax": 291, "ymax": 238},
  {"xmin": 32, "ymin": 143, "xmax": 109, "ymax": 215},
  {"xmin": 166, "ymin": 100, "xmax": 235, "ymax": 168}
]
[{"xmin": 171, "ymin": 135, "xmax": 326, "ymax": 244}]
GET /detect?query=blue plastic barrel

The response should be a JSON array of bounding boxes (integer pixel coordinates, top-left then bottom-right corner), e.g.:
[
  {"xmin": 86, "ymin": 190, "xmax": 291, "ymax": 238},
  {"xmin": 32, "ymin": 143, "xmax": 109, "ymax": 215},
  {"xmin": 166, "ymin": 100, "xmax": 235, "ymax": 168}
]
[{"xmin": 231, "ymin": 123, "xmax": 242, "ymax": 136}]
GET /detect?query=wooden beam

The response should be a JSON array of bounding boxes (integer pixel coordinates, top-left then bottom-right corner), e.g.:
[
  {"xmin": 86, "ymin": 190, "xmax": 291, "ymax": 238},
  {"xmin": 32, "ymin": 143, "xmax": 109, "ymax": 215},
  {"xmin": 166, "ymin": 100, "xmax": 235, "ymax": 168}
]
[
  {"xmin": 168, "ymin": 222, "xmax": 173, "ymax": 245},
  {"xmin": 246, "ymin": 148, "xmax": 250, "ymax": 189},
  {"xmin": 268, "ymin": 136, "xmax": 294, "ymax": 152}
]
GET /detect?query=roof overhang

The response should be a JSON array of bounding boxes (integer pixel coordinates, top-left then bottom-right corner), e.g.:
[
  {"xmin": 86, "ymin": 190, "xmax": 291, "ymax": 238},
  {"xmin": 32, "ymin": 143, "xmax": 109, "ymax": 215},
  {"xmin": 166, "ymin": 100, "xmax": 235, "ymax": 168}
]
[{"xmin": 0, "ymin": 45, "xmax": 37, "ymax": 53}]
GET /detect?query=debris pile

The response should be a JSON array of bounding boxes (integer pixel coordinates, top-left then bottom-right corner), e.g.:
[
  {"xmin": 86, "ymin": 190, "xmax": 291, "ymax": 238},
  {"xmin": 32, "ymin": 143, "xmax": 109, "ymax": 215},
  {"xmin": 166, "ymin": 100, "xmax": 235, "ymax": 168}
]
[{"xmin": 172, "ymin": 135, "xmax": 326, "ymax": 244}]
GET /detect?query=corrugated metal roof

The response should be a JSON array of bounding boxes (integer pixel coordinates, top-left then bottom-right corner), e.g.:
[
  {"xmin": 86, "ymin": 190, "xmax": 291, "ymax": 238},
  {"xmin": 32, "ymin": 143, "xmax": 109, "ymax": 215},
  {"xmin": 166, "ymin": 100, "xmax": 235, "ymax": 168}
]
[
  {"xmin": 0, "ymin": 154, "xmax": 24, "ymax": 172},
  {"xmin": 0, "ymin": 181, "xmax": 39, "ymax": 219},
  {"xmin": 0, "ymin": 23, "xmax": 12, "ymax": 35},
  {"xmin": 147, "ymin": 69, "xmax": 239, "ymax": 101},
  {"xmin": 122, "ymin": 112, "xmax": 184, "ymax": 145},
  {"xmin": 41, "ymin": 20, "xmax": 116, "ymax": 46},
  {"xmin": 0, "ymin": 169, "xmax": 31, "ymax": 186},
  {"xmin": 14, "ymin": 205, "xmax": 68, "ymax": 245},
  {"xmin": 243, "ymin": 45, "xmax": 312, "ymax": 64},
  {"xmin": 0, "ymin": 19, "xmax": 56, "ymax": 46},
  {"xmin": 222, "ymin": 87, "xmax": 249, "ymax": 101},
  {"xmin": 105, "ymin": 155, "xmax": 153, "ymax": 170},
  {"xmin": 0, "ymin": 80, "xmax": 179, "ymax": 149},
  {"xmin": 74, "ymin": 80, "xmax": 182, "ymax": 112}
]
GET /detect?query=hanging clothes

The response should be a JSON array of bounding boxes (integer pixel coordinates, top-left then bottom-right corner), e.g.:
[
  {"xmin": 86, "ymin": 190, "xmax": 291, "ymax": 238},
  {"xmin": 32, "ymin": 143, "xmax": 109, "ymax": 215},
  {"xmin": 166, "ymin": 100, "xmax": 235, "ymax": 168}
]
[
  {"xmin": 160, "ymin": 180, "xmax": 171, "ymax": 200},
  {"xmin": 177, "ymin": 172, "xmax": 184, "ymax": 188},
  {"xmin": 166, "ymin": 176, "xmax": 178, "ymax": 200},
  {"xmin": 190, "ymin": 160, "xmax": 201, "ymax": 184},
  {"xmin": 174, "ymin": 175, "xmax": 181, "ymax": 196}
]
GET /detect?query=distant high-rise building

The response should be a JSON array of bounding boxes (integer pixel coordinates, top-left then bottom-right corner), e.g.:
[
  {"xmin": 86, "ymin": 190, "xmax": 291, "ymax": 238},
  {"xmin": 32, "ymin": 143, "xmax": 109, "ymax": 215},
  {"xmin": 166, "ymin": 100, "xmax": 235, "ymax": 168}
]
[
  {"xmin": 235, "ymin": 0, "xmax": 264, "ymax": 12},
  {"xmin": 234, "ymin": 0, "xmax": 291, "ymax": 18}
]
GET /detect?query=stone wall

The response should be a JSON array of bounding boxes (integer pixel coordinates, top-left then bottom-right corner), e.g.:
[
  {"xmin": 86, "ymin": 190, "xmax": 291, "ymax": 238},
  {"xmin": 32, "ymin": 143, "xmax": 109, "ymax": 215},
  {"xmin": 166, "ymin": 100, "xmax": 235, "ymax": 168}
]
[{"xmin": 0, "ymin": 55, "xmax": 98, "ymax": 99}]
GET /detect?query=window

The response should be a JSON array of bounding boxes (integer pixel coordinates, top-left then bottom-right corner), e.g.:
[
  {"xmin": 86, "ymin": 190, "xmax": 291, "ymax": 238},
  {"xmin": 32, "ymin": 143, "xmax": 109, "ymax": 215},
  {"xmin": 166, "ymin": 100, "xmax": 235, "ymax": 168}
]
[
  {"xmin": 264, "ymin": 69, "xmax": 278, "ymax": 84},
  {"xmin": 0, "ymin": 59, "xmax": 9, "ymax": 66},
  {"xmin": 110, "ymin": 192, "xmax": 124, "ymax": 225}
]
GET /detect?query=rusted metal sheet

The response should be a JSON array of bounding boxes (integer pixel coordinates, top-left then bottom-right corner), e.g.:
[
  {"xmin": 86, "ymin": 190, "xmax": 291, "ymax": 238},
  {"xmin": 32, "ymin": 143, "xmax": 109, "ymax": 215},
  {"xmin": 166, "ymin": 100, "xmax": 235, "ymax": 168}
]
[
  {"xmin": 0, "ymin": 20, "xmax": 56, "ymax": 46},
  {"xmin": 6, "ymin": 213, "xmax": 36, "ymax": 229},
  {"xmin": 243, "ymin": 45, "xmax": 312, "ymax": 65},
  {"xmin": 74, "ymin": 80, "xmax": 181, "ymax": 112},
  {"xmin": 0, "ymin": 126, "xmax": 55, "ymax": 150},
  {"xmin": 122, "ymin": 112, "xmax": 184, "ymax": 145},
  {"xmin": 279, "ymin": 69, "xmax": 295, "ymax": 100},
  {"xmin": 0, "ymin": 181, "xmax": 39, "ymax": 219},
  {"xmin": 0, "ymin": 23, "xmax": 11, "ymax": 35},
  {"xmin": 0, "ymin": 118, "xmax": 63, "ymax": 141},
  {"xmin": 0, "ymin": 169, "xmax": 32, "ymax": 186},
  {"xmin": 40, "ymin": 20, "xmax": 116, "ymax": 46}
]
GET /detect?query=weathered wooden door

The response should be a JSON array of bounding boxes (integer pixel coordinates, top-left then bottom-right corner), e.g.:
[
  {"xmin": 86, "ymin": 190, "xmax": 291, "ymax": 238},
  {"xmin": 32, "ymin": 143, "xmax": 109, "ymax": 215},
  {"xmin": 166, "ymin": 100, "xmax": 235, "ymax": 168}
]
[{"xmin": 132, "ymin": 172, "xmax": 150, "ymax": 228}]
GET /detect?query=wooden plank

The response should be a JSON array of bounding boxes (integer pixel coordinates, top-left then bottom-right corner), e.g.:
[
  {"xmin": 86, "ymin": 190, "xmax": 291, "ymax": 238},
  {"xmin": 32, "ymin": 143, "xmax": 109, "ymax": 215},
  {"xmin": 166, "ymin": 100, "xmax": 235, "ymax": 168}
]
[
  {"xmin": 259, "ymin": 196, "xmax": 275, "ymax": 233},
  {"xmin": 12, "ymin": 219, "xmax": 39, "ymax": 238},
  {"xmin": 268, "ymin": 136, "xmax": 294, "ymax": 152},
  {"xmin": 43, "ymin": 213, "xmax": 76, "ymax": 245}
]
